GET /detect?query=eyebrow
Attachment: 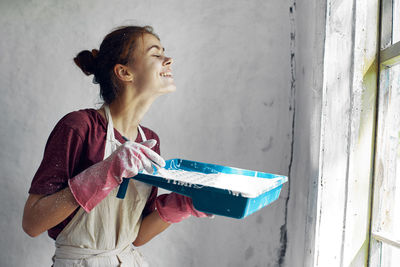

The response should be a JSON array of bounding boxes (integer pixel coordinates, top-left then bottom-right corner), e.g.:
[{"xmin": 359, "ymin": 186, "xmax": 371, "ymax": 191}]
[{"xmin": 147, "ymin": 45, "xmax": 165, "ymax": 52}]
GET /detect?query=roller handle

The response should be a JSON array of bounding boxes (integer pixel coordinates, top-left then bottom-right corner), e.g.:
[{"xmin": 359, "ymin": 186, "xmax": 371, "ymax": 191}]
[{"xmin": 117, "ymin": 178, "xmax": 130, "ymax": 199}]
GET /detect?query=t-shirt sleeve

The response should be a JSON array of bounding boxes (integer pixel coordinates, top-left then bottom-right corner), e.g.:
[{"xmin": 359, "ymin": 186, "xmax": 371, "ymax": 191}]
[
  {"xmin": 142, "ymin": 130, "xmax": 161, "ymax": 216},
  {"xmin": 29, "ymin": 120, "xmax": 84, "ymax": 195}
]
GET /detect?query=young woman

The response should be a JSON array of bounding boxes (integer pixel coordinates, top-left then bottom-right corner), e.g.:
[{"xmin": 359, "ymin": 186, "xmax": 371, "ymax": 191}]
[{"xmin": 22, "ymin": 26, "xmax": 209, "ymax": 267}]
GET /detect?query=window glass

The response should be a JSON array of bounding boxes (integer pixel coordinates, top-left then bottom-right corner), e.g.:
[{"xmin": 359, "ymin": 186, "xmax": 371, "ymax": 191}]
[
  {"xmin": 380, "ymin": 242, "xmax": 400, "ymax": 266},
  {"xmin": 393, "ymin": 0, "xmax": 400, "ymax": 43},
  {"xmin": 371, "ymin": 63, "xmax": 400, "ymax": 267}
]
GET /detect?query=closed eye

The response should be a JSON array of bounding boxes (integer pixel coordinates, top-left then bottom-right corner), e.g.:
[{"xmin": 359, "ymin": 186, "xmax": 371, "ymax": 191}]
[{"xmin": 153, "ymin": 55, "xmax": 162, "ymax": 58}]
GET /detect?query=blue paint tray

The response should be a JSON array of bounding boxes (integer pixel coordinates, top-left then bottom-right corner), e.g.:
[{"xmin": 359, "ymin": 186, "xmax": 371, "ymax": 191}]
[{"xmin": 117, "ymin": 159, "xmax": 288, "ymax": 219}]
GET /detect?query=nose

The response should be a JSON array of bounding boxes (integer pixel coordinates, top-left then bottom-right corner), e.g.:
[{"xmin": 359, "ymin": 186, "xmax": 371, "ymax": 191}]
[{"xmin": 163, "ymin": 56, "xmax": 173, "ymax": 66}]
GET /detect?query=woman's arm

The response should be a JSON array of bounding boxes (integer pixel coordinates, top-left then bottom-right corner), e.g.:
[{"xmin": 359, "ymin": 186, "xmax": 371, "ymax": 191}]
[
  {"xmin": 133, "ymin": 211, "xmax": 170, "ymax": 246},
  {"xmin": 133, "ymin": 191, "xmax": 214, "ymax": 246},
  {"xmin": 22, "ymin": 188, "xmax": 79, "ymax": 237}
]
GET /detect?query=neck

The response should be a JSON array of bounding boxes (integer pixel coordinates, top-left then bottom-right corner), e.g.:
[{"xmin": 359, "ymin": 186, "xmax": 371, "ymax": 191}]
[{"xmin": 107, "ymin": 91, "xmax": 157, "ymax": 141}]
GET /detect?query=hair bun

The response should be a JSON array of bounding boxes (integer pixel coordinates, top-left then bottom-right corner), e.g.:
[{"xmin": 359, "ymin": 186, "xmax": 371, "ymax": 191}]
[{"xmin": 74, "ymin": 49, "xmax": 98, "ymax": 75}]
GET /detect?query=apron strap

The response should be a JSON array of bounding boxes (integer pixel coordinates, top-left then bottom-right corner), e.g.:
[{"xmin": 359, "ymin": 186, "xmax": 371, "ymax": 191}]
[
  {"xmin": 103, "ymin": 105, "xmax": 119, "ymax": 158},
  {"xmin": 54, "ymin": 243, "xmax": 130, "ymax": 260},
  {"xmin": 138, "ymin": 125, "xmax": 147, "ymax": 142},
  {"xmin": 104, "ymin": 105, "xmax": 118, "ymax": 143}
]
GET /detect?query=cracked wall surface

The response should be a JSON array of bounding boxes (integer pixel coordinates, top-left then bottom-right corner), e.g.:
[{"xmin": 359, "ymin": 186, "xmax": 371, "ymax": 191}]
[
  {"xmin": 285, "ymin": 0, "xmax": 327, "ymax": 266},
  {"xmin": 277, "ymin": 2, "xmax": 297, "ymax": 266}
]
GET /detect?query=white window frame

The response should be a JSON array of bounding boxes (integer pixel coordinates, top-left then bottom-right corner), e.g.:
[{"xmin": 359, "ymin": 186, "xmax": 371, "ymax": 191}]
[{"xmin": 368, "ymin": 0, "xmax": 400, "ymax": 265}]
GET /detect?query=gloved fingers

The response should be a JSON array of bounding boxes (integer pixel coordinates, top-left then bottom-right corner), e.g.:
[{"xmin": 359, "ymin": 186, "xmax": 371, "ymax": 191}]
[
  {"xmin": 140, "ymin": 139, "xmax": 157, "ymax": 149},
  {"xmin": 128, "ymin": 154, "xmax": 144, "ymax": 175},
  {"xmin": 182, "ymin": 195, "xmax": 211, "ymax": 218},
  {"xmin": 123, "ymin": 141, "xmax": 165, "ymax": 168},
  {"xmin": 136, "ymin": 150, "xmax": 155, "ymax": 174},
  {"xmin": 139, "ymin": 145, "xmax": 166, "ymax": 168},
  {"xmin": 126, "ymin": 165, "xmax": 139, "ymax": 180},
  {"xmin": 191, "ymin": 208, "xmax": 212, "ymax": 218},
  {"xmin": 153, "ymin": 163, "xmax": 161, "ymax": 172},
  {"xmin": 121, "ymin": 142, "xmax": 149, "ymax": 171}
]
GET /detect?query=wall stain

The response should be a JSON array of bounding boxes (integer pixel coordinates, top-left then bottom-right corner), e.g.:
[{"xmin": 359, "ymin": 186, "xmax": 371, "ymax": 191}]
[
  {"xmin": 277, "ymin": 1, "xmax": 296, "ymax": 266},
  {"xmin": 245, "ymin": 246, "xmax": 254, "ymax": 260},
  {"xmin": 262, "ymin": 136, "xmax": 273, "ymax": 152},
  {"xmin": 256, "ymin": 215, "xmax": 264, "ymax": 224},
  {"xmin": 263, "ymin": 100, "xmax": 274, "ymax": 107}
]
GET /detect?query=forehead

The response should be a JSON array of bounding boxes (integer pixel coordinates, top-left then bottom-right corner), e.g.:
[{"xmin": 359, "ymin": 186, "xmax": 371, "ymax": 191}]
[{"xmin": 136, "ymin": 33, "xmax": 162, "ymax": 53}]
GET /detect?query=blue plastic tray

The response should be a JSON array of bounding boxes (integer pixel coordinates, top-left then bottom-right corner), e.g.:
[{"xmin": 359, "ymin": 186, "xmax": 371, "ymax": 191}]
[{"xmin": 117, "ymin": 159, "xmax": 288, "ymax": 219}]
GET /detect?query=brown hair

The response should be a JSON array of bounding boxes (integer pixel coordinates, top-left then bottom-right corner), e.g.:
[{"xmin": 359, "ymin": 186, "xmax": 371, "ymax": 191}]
[{"xmin": 74, "ymin": 26, "xmax": 158, "ymax": 104}]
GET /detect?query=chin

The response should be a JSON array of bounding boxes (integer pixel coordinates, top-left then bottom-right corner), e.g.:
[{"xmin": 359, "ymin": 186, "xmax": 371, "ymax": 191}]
[{"xmin": 162, "ymin": 84, "xmax": 177, "ymax": 94}]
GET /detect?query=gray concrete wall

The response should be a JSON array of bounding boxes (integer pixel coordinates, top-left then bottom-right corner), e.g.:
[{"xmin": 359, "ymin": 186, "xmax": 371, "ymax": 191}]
[
  {"xmin": 0, "ymin": 0, "xmax": 299, "ymax": 266},
  {"xmin": 285, "ymin": 1, "xmax": 327, "ymax": 266}
]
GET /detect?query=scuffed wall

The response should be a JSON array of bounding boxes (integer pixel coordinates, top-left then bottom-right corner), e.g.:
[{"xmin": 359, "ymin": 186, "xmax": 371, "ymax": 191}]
[
  {"xmin": 0, "ymin": 0, "xmax": 297, "ymax": 266},
  {"xmin": 285, "ymin": 0, "xmax": 327, "ymax": 266}
]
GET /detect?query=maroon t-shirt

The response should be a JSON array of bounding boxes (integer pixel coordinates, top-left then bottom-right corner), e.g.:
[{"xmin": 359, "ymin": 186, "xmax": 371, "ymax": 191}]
[{"xmin": 29, "ymin": 109, "xmax": 160, "ymax": 240}]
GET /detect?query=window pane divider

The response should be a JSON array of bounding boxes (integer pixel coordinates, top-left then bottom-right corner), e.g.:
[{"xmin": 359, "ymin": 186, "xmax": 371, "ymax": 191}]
[
  {"xmin": 371, "ymin": 231, "xmax": 400, "ymax": 249},
  {"xmin": 380, "ymin": 40, "xmax": 400, "ymax": 66}
]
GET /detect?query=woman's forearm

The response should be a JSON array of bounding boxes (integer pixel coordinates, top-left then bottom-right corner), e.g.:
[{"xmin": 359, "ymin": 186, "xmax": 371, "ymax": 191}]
[
  {"xmin": 22, "ymin": 187, "xmax": 79, "ymax": 237},
  {"xmin": 133, "ymin": 210, "xmax": 171, "ymax": 246}
]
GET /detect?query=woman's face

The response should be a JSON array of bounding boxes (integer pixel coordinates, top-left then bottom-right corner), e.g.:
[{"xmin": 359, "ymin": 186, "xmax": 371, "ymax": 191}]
[{"xmin": 129, "ymin": 33, "xmax": 176, "ymax": 95}]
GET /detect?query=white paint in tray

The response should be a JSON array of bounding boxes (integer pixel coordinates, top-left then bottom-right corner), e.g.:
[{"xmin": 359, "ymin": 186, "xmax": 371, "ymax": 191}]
[{"xmin": 156, "ymin": 168, "xmax": 282, "ymax": 198}]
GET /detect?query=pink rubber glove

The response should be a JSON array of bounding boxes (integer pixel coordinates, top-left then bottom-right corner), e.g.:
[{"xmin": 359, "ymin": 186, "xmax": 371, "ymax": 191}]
[
  {"xmin": 69, "ymin": 139, "xmax": 165, "ymax": 212},
  {"xmin": 155, "ymin": 193, "xmax": 211, "ymax": 223}
]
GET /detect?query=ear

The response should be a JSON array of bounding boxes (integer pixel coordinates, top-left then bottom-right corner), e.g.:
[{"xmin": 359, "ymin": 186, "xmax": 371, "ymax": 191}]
[{"xmin": 113, "ymin": 64, "xmax": 134, "ymax": 82}]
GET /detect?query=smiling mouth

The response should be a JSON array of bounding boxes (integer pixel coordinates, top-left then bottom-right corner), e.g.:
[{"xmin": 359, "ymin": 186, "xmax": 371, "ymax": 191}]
[{"xmin": 160, "ymin": 72, "xmax": 173, "ymax": 78}]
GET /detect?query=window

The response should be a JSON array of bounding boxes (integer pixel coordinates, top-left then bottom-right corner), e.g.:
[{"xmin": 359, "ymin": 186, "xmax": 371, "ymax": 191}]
[{"xmin": 369, "ymin": 0, "xmax": 400, "ymax": 265}]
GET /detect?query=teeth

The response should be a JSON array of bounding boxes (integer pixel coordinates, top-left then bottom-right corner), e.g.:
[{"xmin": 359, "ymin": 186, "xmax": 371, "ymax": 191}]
[{"xmin": 160, "ymin": 72, "xmax": 172, "ymax": 77}]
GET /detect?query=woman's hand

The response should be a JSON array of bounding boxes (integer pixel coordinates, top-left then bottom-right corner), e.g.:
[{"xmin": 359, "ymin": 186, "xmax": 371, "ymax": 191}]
[
  {"xmin": 155, "ymin": 193, "xmax": 211, "ymax": 223},
  {"xmin": 133, "ymin": 193, "xmax": 213, "ymax": 246},
  {"xmin": 69, "ymin": 139, "xmax": 165, "ymax": 212}
]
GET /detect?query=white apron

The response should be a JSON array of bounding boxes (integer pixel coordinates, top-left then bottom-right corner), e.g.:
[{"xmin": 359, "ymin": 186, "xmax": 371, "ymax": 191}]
[{"xmin": 53, "ymin": 106, "xmax": 152, "ymax": 267}]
